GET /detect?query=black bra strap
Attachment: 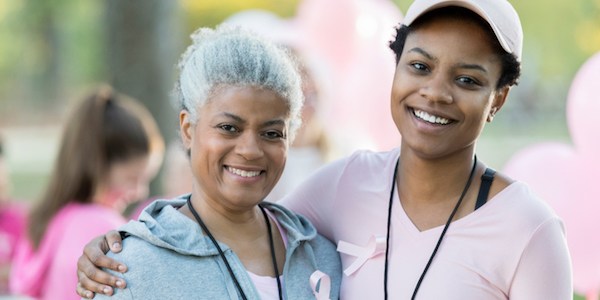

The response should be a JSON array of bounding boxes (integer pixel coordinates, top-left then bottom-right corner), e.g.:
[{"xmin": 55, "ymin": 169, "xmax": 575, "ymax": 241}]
[{"xmin": 475, "ymin": 168, "xmax": 496, "ymax": 210}]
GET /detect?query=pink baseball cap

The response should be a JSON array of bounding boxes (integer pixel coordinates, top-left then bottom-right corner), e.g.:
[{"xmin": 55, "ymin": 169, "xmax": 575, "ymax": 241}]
[{"xmin": 402, "ymin": 0, "xmax": 523, "ymax": 61}]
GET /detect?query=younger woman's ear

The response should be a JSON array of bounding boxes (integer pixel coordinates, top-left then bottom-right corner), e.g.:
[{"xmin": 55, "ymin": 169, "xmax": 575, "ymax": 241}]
[
  {"xmin": 487, "ymin": 107, "xmax": 498, "ymax": 122},
  {"xmin": 179, "ymin": 110, "xmax": 193, "ymax": 149},
  {"xmin": 488, "ymin": 87, "xmax": 510, "ymax": 122}
]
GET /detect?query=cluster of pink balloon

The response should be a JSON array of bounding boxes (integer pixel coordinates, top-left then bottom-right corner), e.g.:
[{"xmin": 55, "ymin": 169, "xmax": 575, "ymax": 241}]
[
  {"xmin": 503, "ymin": 52, "xmax": 600, "ymax": 299},
  {"xmin": 225, "ymin": 0, "xmax": 402, "ymax": 153}
]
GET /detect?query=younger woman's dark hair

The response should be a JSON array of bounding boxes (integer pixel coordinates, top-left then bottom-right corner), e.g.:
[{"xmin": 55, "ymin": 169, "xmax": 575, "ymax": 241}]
[
  {"xmin": 389, "ymin": 7, "xmax": 521, "ymax": 89},
  {"xmin": 27, "ymin": 86, "xmax": 159, "ymax": 248}
]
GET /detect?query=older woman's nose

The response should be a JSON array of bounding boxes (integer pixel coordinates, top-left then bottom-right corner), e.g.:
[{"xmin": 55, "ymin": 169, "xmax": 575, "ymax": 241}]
[{"xmin": 235, "ymin": 132, "xmax": 264, "ymax": 160}]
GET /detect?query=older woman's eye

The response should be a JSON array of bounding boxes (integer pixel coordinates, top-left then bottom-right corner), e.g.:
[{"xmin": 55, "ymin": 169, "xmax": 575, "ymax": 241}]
[
  {"xmin": 264, "ymin": 130, "xmax": 285, "ymax": 140},
  {"xmin": 218, "ymin": 124, "xmax": 238, "ymax": 133}
]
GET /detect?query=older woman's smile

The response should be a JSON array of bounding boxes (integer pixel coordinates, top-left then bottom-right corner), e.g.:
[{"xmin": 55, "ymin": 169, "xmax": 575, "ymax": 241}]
[{"xmin": 225, "ymin": 166, "xmax": 263, "ymax": 178}]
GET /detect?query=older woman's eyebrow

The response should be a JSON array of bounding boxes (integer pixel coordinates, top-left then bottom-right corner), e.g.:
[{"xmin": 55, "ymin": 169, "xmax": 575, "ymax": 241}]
[
  {"xmin": 220, "ymin": 112, "xmax": 286, "ymax": 127},
  {"xmin": 263, "ymin": 119, "xmax": 286, "ymax": 127},
  {"xmin": 221, "ymin": 112, "xmax": 244, "ymax": 123}
]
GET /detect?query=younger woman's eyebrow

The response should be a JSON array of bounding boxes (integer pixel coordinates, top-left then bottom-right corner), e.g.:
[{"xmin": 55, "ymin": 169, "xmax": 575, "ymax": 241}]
[
  {"xmin": 456, "ymin": 63, "xmax": 487, "ymax": 73},
  {"xmin": 408, "ymin": 47, "xmax": 487, "ymax": 73},
  {"xmin": 408, "ymin": 47, "xmax": 436, "ymax": 62}
]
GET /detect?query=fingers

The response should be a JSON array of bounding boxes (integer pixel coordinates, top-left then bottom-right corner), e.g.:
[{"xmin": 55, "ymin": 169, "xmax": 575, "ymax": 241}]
[
  {"xmin": 76, "ymin": 234, "xmax": 128, "ymax": 295},
  {"xmin": 106, "ymin": 230, "xmax": 124, "ymax": 253},
  {"xmin": 76, "ymin": 257, "xmax": 127, "ymax": 296},
  {"xmin": 77, "ymin": 268, "xmax": 121, "ymax": 297},
  {"xmin": 76, "ymin": 281, "xmax": 96, "ymax": 299},
  {"xmin": 83, "ymin": 235, "xmax": 128, "ymax": 273}
]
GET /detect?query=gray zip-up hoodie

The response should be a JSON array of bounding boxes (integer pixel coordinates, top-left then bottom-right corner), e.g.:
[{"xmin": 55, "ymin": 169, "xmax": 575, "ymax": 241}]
[{"xmin": 93, "ymin": 197, "xmax": 342, "ymax": 300}]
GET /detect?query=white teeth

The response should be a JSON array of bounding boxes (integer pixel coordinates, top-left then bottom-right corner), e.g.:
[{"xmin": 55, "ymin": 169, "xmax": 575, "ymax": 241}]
[
  {"xmin": 227, "ymin": 167, "xmax": 261, "ymax": 177},
  {"xmin": 413, "ymin": 109, "xmax": 450, "ymax": 125}
]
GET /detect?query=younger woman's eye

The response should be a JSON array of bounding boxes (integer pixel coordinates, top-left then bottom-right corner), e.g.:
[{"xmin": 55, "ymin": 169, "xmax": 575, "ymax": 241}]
[
  {"xmin": 456, "ymin": 76, "xmax": 481, "ymax": 87},
  {"xmin": 410, "ymin": 62, "xmax": 429, "ymax": 72}
]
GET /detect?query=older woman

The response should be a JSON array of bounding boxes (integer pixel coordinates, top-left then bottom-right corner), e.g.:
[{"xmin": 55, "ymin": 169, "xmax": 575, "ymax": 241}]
[
  {"xmin": 84, "ymin": 26, "xmax": 341, "ymax": 300},
  {"xmin": 77, "ymin": 0, "xmax": 572, "ymax": 299}
]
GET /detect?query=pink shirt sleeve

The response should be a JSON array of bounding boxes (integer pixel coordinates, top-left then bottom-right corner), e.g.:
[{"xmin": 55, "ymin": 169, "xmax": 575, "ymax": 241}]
[
  {"xmin": 509, "ymin": 217, "xmax": 573, "ymax": 299},
  {"xmin": 278, "ymin": 156, "xmax": 349, "ymax": 241}
]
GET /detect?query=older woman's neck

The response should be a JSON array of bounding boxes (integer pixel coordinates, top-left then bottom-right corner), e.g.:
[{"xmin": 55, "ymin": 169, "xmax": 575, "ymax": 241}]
[{"xmin": 180, "ymin": 193, "xmax": 267, "ymax": 240}]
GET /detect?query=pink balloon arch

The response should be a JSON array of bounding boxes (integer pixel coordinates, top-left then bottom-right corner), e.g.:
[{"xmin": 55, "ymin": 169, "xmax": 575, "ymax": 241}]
[
  {"xmin": 224, "ymin": 0, "xmax": 403, "ymax": 154},
  {"xmin": 503, "ymin": 52, "xmax": 600, "ymax": 299}
]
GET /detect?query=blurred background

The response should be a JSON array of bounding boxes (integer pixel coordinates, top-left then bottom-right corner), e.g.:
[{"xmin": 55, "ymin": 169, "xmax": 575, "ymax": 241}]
[
  {"xmin": 0, "ymin": 0, "xmax": 599, "ymax": 298},
  {"xmin": 1, "ymin": 0, "xmax": 598, "ymax": 201}
]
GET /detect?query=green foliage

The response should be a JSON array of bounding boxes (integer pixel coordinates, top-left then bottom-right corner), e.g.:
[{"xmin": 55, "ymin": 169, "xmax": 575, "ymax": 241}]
[
  {"xmin": 0, "ymin": 0, "xmax": 105, "ymax": 121},
  {"xmin": 180, "ymin": 0, "xmax": 300, "ymax": 32}
]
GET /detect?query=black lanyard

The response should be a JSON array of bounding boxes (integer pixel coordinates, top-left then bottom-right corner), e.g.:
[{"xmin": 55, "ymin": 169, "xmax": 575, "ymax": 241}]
[
  {"xmin": 383, "ymin": 156, "xmax": 478, "ymax": 300},
  {"xmin": 186, "ymin": 196, "xmax": 283, "ymax": 300}
]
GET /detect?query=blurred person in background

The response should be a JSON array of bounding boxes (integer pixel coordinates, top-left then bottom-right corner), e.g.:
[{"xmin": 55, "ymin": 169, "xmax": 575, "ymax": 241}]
[
  {"xmin": 126, "ymin": 140, "xmax": 193, "ymax": 220},
  {"xmin": 160, "ymin": 141, "xmax": 194, "ymax": 198},
  {"xmin": 9, "ymin": 86, "xmax": 164, "ymax": 300},
  {"xmin": 0, "ymin": 135, "xmax": 28, "ymax": 295}
]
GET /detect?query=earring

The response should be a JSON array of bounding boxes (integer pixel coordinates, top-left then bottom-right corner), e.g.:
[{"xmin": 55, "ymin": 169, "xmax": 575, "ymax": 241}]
[{"xmin": 487, "ymin": 107, "xmax": 497, "ymax": 122}]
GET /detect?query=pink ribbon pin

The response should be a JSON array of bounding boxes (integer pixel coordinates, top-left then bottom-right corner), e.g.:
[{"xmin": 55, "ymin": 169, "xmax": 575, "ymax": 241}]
[
  {"xmin": 310, "ymin": 270, "xmax": 331, "ymax": 300},
  {"xmin": 337, "ymin": 235, "xmax": 386, "ymax": 276}
]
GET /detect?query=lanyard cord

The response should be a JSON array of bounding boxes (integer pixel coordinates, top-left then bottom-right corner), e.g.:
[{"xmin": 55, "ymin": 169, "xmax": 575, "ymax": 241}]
[
  {"xmin": 261, "ymin": 204, "xmax": 284, "ymax": 300},
  {"xmin": 383, "ymin": 159, "xmax": 399, "ymax": 300},
  {"xmin": 186, "ymin": 196, "xmax": 283, "ymax": 300},
  {"xmin": 384, "ymin": 156, "xmax": 478, "ymax": 300}
]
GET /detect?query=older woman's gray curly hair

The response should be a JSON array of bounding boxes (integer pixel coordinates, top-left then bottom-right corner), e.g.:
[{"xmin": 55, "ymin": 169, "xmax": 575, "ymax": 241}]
[{"xmin": 174, "ymin": 25, "xmax": 304, "ymax": 140}]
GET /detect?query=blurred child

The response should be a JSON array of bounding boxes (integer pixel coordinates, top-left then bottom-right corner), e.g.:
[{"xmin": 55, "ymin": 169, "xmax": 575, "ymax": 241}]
[
  {"xmin": 9, "ymin": 86, "xmax": 164, "ymax": 300},
  {"xmin": 0, "ymin": 135, "xmax": 28, "ymax": 295},
  {"xmin": 126, "ymin": 140, "xmax": 192, "ymax": 220}
]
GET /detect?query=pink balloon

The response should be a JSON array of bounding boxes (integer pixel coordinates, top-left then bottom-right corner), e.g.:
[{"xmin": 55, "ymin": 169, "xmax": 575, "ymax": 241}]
[
  {"xmin": 503, "ymin": 52, "xmax": 600, "ymax": 298},
  {"xmin": 295, "ymin": 0, "xmax": 361, "ymax": 75},
  {"xmin": 567, "ymin": 52, "xmax": 600, "ymax": 158},
  {"xmin": 296, "ymin": 0, "xmax": 403, "ymax": 151},
  {"xmin": 503, "ymin": 142, "xmax": 577, "ymax": 205}
]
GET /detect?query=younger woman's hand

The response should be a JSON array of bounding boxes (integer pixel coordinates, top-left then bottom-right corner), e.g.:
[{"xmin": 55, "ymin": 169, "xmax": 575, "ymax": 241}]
[{"xmin": 76, "ymin": 230, "xmax": 127, "ymax": 298}]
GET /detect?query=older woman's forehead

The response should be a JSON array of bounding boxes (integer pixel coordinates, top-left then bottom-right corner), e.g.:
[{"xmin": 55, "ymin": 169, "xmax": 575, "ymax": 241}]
[{"xmin": 203, "ymin": 85, "xmax": 291, "ymax": 113}]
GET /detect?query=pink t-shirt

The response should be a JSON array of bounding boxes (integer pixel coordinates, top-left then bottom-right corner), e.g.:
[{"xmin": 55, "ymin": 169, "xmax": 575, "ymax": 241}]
[
  {"xmin": 0, "ymin": 201, "xmax": 27, "ymax": 294},
  {"xmin": 10, "ymin": 202, "xmax": 125, "ymax": 300},
  {"xmin": 281, "ymin": 148, "xmax": 572, "ymax": 299}
]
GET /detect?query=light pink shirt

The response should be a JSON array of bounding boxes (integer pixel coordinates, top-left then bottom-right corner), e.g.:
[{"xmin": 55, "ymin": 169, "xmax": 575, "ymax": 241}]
[
  {"xmin": 281, "ymin": 148, "xmax": 572, "ymax": 299},
  {"xmin": 10, "ymin": 202, "xmax": 125, "ymax": 300},
  {"xmin": 248, "ymin": 208, "xmax": 287, "ymax": 300}
]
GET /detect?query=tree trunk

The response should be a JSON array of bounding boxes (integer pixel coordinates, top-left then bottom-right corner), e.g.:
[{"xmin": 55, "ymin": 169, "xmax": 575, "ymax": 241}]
[{"xmin": 104, "ymin": 0, "xmax": 182, "ymax": 196}]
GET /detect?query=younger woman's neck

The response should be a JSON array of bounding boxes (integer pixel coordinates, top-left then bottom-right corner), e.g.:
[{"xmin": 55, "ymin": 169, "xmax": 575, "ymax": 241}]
[{"xmin": 397, "ymin": 151, "xmax": 477, "ymax": 205}]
